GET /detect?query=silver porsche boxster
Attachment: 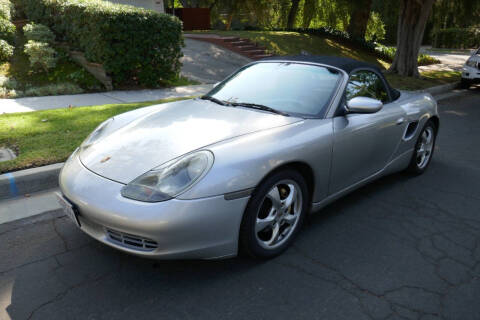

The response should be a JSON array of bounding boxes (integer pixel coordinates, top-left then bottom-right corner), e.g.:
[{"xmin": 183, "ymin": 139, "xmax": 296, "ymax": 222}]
[{"xmin": 58, "ymin": 56, "xmax": 439, "ymax": 259}]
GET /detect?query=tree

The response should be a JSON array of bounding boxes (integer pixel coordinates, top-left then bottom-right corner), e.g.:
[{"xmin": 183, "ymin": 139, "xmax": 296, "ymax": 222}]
[
  {"xmin": 286, "ymin": 0, "xmax": 301, "ymax": 28},
  {"xmin": 388, "ymin": 0, "xmax": 436, "ymax": 77},
  {"xmin": 302, "ymin": 0, "xmax": 317, "ymax": 28},
  {"xmin": 346, "ymin": 0, "xmax": 373, "ymax": 39}
]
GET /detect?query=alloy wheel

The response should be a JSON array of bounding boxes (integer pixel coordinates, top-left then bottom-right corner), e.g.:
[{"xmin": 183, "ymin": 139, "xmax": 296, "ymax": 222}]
[
  {"xmin": 416, "ymin": 126, "xmax": 435, "ymax": 169},
  {"xmin": 255, "ymin": 180, "xmax": 303, "ymax": 250}
]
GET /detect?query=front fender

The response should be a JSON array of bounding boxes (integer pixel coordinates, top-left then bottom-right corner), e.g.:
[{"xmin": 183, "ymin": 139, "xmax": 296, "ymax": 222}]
[{"xmin": 177, "ymin": 119, "xmax": 333, "ymax": 203}]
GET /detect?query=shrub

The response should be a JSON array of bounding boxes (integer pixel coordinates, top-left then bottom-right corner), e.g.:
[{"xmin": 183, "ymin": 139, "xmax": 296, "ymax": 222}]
[
  {"xmin": 23, "ymin": 23, "xmax": 55, "ymax": 43},
  {"xmin": 24, "ymin": 82, "xmax": 83, "ymax": 96},
  {"xmin": 0, "ymin": 38, "xmax": 13, "ymax": 62},
  {"xmin": 24, "ymin": 40, "xmax": 58, "ymax": 72},
  {"xmin": 0, "ymin": 0, "xmax": 13, "ymax": 20},
  {"xmin": 0, "ymin": 87, "xmax": 21, "ymax": 98},
  {"xmin": 418, "ymin": 54, "xmax": 441, "ymax": 66},
  {"xmin": 0, "ymin": 17, "xmax": 15, "ymax": 44},
  {"xmin": 433, "ymin": 28, "xmax": 480, "ymax": 49},
  {"xmin": 374, "ymin": 43, "xmax": 396, "ymax": 60},
  {"xmin": 0, "ymin": 75, "xmax": 17, "ymax": 89},
  {"xmin": 375, "ymin": 43, "xmax": 440, "ymax": 66},
  {"xmin": 19, "ymin": 0, "xmax": 183, "ymax": 87}
]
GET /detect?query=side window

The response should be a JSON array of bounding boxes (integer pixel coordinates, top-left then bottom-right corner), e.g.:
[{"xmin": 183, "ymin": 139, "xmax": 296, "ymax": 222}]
[{"xmin": 346, "ymin": 70, "xmax": 389, "ymax": 103}]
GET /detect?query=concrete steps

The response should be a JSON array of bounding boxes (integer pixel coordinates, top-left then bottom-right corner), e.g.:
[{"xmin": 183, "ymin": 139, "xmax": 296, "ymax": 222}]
[
  {"xmin": 222, "ymin": 37, "xmax": 273, "ymax": 60},
  {"xmin": 184, "ymin": 34, "xmax": 275, "ymax": 61}
]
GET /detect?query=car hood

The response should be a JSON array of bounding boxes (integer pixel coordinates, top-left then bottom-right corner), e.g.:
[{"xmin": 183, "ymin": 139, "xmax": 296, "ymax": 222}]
[{"xmin": 79, "ymin": 99, "xmax": 301, "ymax": 184}]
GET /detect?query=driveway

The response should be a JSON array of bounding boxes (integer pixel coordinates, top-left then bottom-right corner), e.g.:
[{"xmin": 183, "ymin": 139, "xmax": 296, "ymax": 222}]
[
  {"xmin": 419, "ymin": 47, "xmax": 474, "ymax": 72},
  {"xmin": 1, "ymin": 87, "xmax": 480, "ymax": 320},
  {"xmin": 180, "ymin": 38, "xmax": 252, "ymax": 84}
]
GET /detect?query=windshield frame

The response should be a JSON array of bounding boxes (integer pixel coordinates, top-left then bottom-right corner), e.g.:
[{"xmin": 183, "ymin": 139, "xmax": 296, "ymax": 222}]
[{"xmin": 204, "ymin": 61, "xmax": 347, "ymax": 119}]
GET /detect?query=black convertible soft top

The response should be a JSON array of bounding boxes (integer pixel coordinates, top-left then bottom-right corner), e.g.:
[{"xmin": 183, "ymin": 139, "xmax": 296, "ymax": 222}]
[
  {"xmin": 262, "ymin": 55, "xmax": 381, "ymax": 74},
  {"xmin": 262, "ymin": 55, "xmax": 400, "ymax": 101}
]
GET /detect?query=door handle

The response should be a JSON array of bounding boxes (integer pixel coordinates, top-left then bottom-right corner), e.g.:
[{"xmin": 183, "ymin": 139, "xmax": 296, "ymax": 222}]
[{"xmin": 396, "ymin": 117, "xmax": 406, "ymax": 125}]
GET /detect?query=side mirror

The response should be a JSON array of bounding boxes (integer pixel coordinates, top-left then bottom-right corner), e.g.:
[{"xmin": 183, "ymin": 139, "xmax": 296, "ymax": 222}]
[{"xmin": 346, "ymin": 97, "xmax": 383, "ymax": 114}]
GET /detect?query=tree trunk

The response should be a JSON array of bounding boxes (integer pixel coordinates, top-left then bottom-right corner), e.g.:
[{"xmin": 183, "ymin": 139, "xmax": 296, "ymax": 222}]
[
  {"xmin": 388, "ymin": 0, "xmax": 436, "ymax": 77},
  {"xmin": 302, "ymin": 0, "xmax": 316, "ymax": 28},
  {"xmin": 225, "ymin": 12, "xmax": 234, "ymax": 30},
  {"xmin": 286, "ymin": 0, "xmax": 301, "ymax": 29},
  {"xmin": 346, "ymin": 0, "xmax": 373, "ymax": 39}
]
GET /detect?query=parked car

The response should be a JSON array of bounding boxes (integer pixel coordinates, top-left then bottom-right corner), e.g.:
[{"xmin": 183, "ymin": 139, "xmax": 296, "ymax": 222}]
[
  {"xmin": 57, "ymin": 56, "xmax": 439, "ymax": 260},
  {"xmin": 461, "ymin": 47, "xmax": 480, "ymax": 88}
]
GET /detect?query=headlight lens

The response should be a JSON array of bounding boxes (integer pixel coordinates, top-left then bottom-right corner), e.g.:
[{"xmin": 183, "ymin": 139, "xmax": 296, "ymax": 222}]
[
  {"xmin": 466, "ymin": 59, "xmax": 477, "ymax": 68},
  {"xmin": 81, "ymin": 118, "xmax": 114, "ymax": 148},
  {"xmin": 121, "ymin": 151, "xmax": 214, "ymax": 202}
]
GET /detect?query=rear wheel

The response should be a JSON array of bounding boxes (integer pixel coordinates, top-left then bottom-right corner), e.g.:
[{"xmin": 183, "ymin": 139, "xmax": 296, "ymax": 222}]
[
  {"xmin": 239, "ymin": 169, "xmax": 308, "ymax": 258},
  {"xmin": 406, "ymin": 120, "xmax": 437, "ymax": 174}
]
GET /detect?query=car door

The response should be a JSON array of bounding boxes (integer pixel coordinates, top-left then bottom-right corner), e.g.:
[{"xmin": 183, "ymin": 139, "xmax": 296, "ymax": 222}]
[{"xmin": 329, "ymin": 69, "xmax": 407, "ymax": 194}]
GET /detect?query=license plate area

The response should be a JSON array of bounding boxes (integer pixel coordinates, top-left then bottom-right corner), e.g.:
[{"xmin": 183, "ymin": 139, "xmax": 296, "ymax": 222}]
[{"xmin": 55, "ymin": 192, "xmax": 81, "ymax": 227}]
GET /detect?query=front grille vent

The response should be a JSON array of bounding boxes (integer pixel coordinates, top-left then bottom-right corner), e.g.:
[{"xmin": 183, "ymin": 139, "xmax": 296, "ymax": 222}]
[{"xmin": 106, "ymin": 228, "xmax": 158, "ymax": 251}]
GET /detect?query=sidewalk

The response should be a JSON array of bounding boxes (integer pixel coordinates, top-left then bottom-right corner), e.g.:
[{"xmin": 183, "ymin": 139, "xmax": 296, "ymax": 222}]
[{"xmin": 0, "ymin": 84, "xmax": 213, "ymax": 114}]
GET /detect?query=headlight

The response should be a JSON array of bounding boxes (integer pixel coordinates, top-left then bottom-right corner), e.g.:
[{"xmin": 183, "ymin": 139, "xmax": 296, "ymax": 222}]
[
  {"xmin": 466, "ymin": 59, "xmax": 477, "ymax": 68},
  {"xmin": 121, "ymin": 150, "xmax": 214, "ymax": 202},
  {"xmin": 81, "ymin": 118, "xmax": 114, "ymax": 148}
]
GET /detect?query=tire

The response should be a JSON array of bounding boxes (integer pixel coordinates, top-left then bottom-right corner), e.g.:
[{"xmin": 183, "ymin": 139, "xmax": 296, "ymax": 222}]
[
  {"xmin": 406, "ymin": 120, "xmax": 437, "ymax": 175},
  {"xmin": 460, "ymin": 78, "xmax": 471, "ymax": 89},
  {"xmin": 239, "ymin": 169, "xmax": 309, "ymax": 259}
]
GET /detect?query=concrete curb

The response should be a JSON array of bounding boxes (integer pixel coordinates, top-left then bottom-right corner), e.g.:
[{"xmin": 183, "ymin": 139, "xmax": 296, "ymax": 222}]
[
  {"xmin": 0, "ymin": 163, "xmax": 63, "ymax": 200},
  {"xmin": 413, "ymin": 81, "xmax": 459, "ymax": 95}
]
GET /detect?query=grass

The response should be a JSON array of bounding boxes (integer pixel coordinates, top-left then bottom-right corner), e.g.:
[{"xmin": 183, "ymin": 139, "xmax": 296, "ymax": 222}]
[
  {"xmin": 0, "ymin": 96, "xmax": 191, "ymax": 173},
  {"xmin": 192, "ymin": 30, "xmax": 461, "ymax": 90},
  {"xmin": 386, "ymin": 70, "xmax": 461, "ymax": 91},
  {"xmin": 194, "ymin": 30, "xmax": 390, "ymax": 69}
]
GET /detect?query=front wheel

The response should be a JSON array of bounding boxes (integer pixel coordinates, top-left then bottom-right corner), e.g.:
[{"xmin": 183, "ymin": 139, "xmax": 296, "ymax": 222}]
[
  {"xmin": 460, "ymin": 78, "xmax": 471, "ymax": 89},
  {"xmin": 406, "ymin": 120, "xmax": 437, "ymax": 174},
  {"xmin": 239, "ymin": 169, "xmax": 309, "ymax": 258}
]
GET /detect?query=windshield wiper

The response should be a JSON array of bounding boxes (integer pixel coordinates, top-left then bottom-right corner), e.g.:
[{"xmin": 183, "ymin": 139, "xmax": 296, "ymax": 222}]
[
  {"xmin": 230, "ymin": 102, "xmax": 290, "ymax": 117},
  {"xmin": 200, "ymin": 95, "xmax": 230, "ymax": 106}
]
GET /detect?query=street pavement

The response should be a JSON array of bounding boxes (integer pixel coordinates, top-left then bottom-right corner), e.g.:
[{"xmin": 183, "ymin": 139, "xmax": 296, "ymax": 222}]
[{"xmin": 1, "ymin": 87, "xmax": 479, "ymax": 320}]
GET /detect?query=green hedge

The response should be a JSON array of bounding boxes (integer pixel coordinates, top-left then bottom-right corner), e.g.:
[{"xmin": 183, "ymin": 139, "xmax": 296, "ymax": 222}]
[
  {"xmin": 19, "ymin": 0, "xmax": 183, "ymax": 87},
  {"xmin": 433, "ymin": 28, "xmax": 480, "ymax": 49}
]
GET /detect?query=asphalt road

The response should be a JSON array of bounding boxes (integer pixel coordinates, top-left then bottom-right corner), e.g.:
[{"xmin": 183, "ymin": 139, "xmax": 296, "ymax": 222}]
[{"xmin": 1, "ymin": 87, "xmax": 480, "ymax": 320}]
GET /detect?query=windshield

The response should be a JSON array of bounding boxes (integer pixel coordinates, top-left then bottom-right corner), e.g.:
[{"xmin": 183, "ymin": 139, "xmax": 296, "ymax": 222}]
[{"xmin": 205, "ymin": 62, "xmax": 342, "ymax": 117}]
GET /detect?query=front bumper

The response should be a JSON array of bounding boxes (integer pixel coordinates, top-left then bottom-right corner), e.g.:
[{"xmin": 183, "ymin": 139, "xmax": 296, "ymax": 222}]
[
  {"xmin": 59, "ymin": 154, "xmax": 250, "ymax": 259},
  {"xmin": 462, "ymin": 65, "xmax": 480, "ymax": 81}
]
